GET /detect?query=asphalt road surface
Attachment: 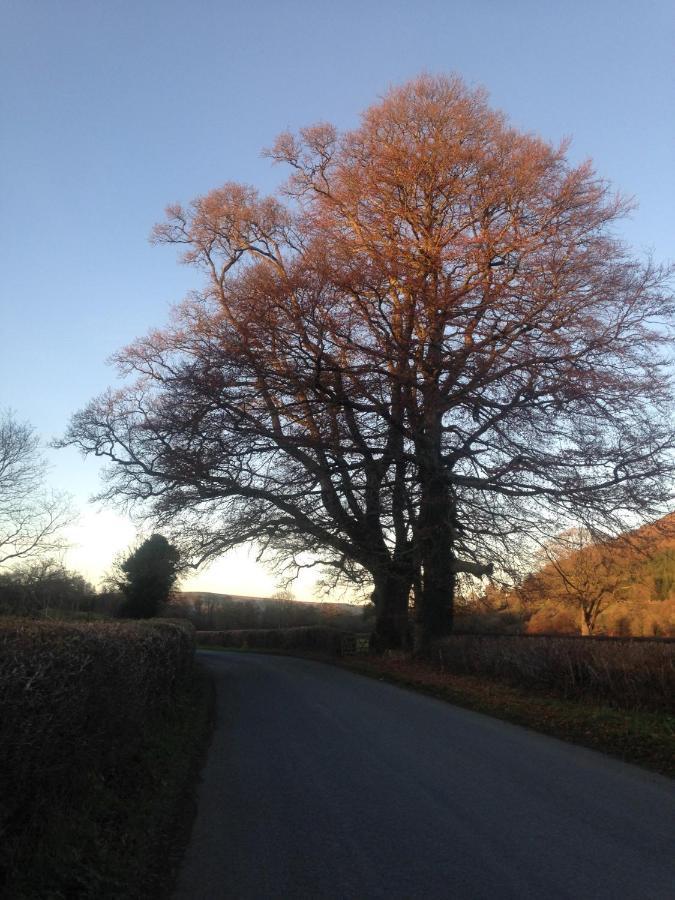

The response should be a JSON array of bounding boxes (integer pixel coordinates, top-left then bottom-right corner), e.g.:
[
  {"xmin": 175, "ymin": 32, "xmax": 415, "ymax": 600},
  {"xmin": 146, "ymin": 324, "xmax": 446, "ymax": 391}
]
[{"xmin": 175, "ymin": 651, "xmax": 675, "ymax": 899}]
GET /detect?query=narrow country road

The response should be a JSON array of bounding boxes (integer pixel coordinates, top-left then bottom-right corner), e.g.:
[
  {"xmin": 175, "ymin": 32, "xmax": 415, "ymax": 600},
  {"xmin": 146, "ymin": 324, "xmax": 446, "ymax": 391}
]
[{"xmin": 175, "ymin": 651, "xmax": 675, "ymax": 900}]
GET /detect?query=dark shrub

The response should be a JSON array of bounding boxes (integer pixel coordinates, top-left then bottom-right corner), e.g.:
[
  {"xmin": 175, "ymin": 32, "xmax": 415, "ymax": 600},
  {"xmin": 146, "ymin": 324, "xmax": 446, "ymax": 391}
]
[
  {"xmin": 0, "ymin": 617, "xmax": 195, "ymax": 873},
  {"xmin": 432, "ymin": 633, "xmax": 674, "ymax": 712}
]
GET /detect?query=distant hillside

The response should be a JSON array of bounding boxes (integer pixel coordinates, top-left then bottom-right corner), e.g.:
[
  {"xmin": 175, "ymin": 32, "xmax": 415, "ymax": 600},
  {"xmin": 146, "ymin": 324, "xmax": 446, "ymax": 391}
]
[
  {"xmin": 537, "ymin": 512, "xmax": 675, "ymax": 601},
  {"xmin": 178, "ymin": 591, "xmax": 361, "ymax": 614},
  {"xmin": 170, "ymin": 591, "xmax": 365, "ymax": 631},
  {"xmin": 512, "ymin": 513, "xmax": 675, "ymax": 636},
  {"xmin": 458, "ymin": 513, "xmax": 675, "ymax": 638}
]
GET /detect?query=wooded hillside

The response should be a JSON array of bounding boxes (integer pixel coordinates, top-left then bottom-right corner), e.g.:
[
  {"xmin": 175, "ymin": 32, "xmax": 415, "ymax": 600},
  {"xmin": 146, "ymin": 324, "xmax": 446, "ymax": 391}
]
[{"xmin": 462, "ymin": 515, "xmax": 675, "ymax": 637}]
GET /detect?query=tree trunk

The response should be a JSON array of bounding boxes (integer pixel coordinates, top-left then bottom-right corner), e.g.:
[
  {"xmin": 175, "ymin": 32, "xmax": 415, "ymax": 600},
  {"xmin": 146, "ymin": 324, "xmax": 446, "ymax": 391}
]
[
  {"xmin": 371, "ymin": 568, "xmax": 413, "ymax": 651},
  {"xmin": 414, "ymin": 566, "xmax": 454, "ymax": 655},
  {"xmin": 414, "ymin": 468, "xmax": 454, "ymax": 655},
  {"xmin": 580, "ymin": 606, "xmax": 594, "ymax": 636}
]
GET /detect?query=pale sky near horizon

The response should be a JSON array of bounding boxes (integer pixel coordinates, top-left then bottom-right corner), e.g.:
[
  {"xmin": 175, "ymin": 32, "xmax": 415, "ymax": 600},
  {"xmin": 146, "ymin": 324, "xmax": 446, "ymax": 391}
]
[{"xmin": 1, "ymin": 0, "xmax": 673, "ymax": 598}]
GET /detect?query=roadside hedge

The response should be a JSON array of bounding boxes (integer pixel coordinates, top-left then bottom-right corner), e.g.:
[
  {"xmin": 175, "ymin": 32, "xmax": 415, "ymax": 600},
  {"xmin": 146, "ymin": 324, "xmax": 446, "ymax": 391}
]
[
  {"xmin": 198, "ymin": 625, "xmax": 343, "ymax": 654},
  {"xmin": 0, "ymin": 617, "xmax": 195, "ymax": 880},
  {"xmin": 432, "ymin": 633, "xmax": 675, "ymax": 713},
  {"xmin": 196, "ymin": 625, "xmax": 674, "ymax": 713}
]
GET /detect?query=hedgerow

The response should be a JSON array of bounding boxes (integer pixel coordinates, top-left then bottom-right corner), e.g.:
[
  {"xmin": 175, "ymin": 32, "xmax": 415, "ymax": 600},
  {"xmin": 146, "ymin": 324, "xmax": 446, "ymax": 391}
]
[
  {"xmin": 199, "ymin": 624, "xmax": 674, "ymax": 714},
  {"xmin": 432, "ymin": 633, "xmax": 675, "ymax": 712},
  {"xmin": 198, "ymin": 625, "xmax": 343, "ymax": 654},
  {"xmin": 0, "ymin": 618, "xmax": 195, "ymax": 891}
]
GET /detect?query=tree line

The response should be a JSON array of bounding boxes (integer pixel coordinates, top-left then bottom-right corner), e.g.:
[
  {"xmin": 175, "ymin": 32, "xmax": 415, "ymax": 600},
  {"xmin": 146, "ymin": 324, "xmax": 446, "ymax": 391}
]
[
  {"xmin": 0, "ymin": 534, "xmax": 180, "ymax": 620},
  {"xmin": 169, "ymin": 592, "xmax": 365, "ymax": 632}
]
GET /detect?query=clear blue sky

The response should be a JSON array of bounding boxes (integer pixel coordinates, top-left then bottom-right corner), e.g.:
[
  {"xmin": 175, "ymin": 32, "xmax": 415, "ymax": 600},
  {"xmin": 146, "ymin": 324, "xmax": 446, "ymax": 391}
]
[{"xmin": 1, "ymin": 0, "xmax": 673, "ymax": 593}]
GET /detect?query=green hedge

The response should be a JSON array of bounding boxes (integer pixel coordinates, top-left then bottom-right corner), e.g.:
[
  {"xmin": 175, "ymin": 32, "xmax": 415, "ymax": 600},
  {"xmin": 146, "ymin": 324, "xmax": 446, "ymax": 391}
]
[
  {"xmin": 0, "ymin": 617, "xmax": 195, "ymax": 882},
  {"xmin": 432, "ymin": 633, "xmax": 675, "ymax": 712}
]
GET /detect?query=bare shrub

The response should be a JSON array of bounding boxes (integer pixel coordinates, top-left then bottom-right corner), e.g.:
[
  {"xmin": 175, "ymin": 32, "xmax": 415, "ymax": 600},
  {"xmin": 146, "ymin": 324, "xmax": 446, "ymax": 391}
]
[
  {"xmin": 433, "ymin": 634, "xmax": 674, "ymax": 712},
  {"xmin": 526, "ymin": 604, "xmax": 579, "ymax": 635}
]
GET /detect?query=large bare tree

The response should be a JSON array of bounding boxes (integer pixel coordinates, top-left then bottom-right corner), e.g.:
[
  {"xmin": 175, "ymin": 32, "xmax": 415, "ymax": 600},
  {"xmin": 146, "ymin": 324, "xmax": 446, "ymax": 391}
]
[
  {"xmin": 0, "ymin": 410, "xmax": 73, "ymax": 567},
  {"xmin": 65, "ymin": 266, "xmax": 423, "ymax": 646},
  {"xmin": 64, "ymin": 75, "xmax": 674, "ymax": 649}
]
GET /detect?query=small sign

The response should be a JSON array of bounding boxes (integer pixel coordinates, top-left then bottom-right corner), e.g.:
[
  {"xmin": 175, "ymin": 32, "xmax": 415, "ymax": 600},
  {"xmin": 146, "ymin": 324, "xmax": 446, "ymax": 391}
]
[{"xmin": 341, "ymin": 633, "xmax": 371, "ymax": 655}]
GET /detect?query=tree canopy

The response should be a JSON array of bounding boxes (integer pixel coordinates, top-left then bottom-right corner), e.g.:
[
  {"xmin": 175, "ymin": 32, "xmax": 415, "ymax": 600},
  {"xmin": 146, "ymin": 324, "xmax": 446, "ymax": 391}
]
[
  {"xmin": 63, "ymin": 75, "xmax": 675, "ymax": 649},
  {"xmin": 115, "ymin": 534, "xmax": 180, "ymax": 619}
]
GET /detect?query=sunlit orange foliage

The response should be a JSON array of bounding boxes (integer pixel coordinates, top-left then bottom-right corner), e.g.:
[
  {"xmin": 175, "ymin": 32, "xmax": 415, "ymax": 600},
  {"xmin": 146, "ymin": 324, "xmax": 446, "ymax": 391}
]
[{"xmin": 518, "ymin": 515, "xmax": 675, "ymax": 635}]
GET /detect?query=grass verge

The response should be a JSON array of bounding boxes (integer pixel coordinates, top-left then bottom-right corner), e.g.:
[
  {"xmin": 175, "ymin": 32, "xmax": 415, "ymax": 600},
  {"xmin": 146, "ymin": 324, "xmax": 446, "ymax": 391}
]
[
  {"xmin": 199, "ymin": 645, "xmax": 674, "ymax": 778},
  {"xmin": 5, "ymin": 664, "xmax": 215, "ymax": 899}
]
